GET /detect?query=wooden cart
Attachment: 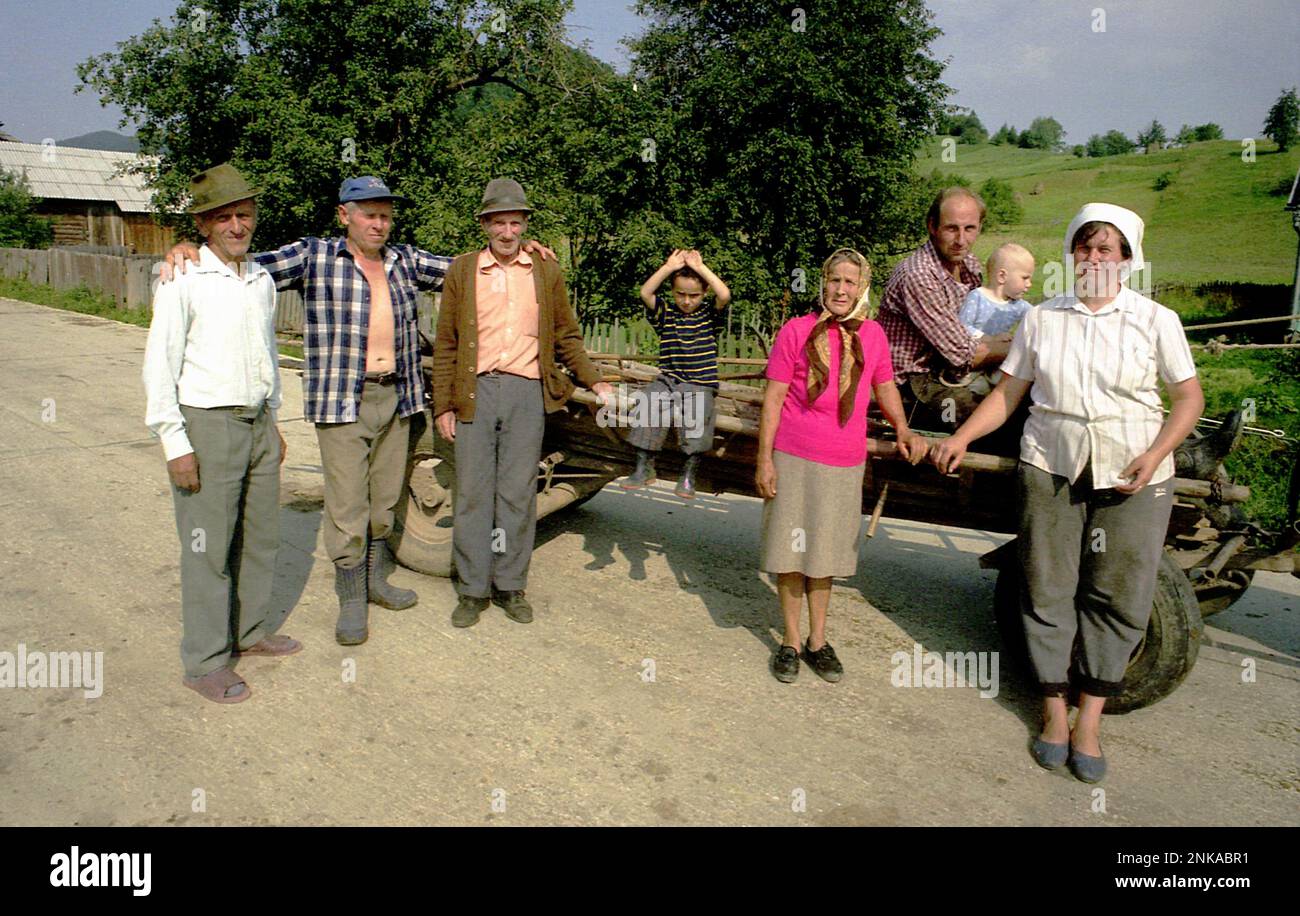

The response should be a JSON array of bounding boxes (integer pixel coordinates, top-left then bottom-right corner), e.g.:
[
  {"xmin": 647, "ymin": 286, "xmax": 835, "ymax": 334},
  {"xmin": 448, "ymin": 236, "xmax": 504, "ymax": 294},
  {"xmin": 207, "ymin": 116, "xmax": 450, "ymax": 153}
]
[{"xmin": 392, "ymin": 356, "xmax": 1300, "ymax": 712}]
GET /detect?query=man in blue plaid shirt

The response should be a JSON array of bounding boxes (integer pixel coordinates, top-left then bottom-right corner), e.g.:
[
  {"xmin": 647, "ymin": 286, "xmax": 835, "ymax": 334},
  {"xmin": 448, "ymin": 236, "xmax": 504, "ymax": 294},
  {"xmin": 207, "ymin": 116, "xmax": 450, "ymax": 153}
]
[{"xmin": 165, "ymin": 175, "xmax": 555, "ymax": 646}]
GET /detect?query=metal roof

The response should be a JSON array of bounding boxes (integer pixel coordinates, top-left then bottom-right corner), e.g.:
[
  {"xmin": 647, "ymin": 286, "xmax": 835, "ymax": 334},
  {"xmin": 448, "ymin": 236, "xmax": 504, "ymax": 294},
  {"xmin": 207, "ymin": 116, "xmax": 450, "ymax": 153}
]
[{"xmin": 0, "ymin": 141, "xmax": 158, "ymax": 213}]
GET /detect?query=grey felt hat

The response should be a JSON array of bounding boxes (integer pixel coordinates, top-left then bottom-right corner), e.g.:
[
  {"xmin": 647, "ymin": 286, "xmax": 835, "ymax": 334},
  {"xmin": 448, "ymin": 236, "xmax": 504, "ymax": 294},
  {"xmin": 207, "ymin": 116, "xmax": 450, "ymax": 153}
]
[
  {"xmin": 476, "ymin": 178, "xmax": 533, "ymax": 218},
  {"xmin": 187, "ymin": 162, "xmax": 261, "ymax": 214}
]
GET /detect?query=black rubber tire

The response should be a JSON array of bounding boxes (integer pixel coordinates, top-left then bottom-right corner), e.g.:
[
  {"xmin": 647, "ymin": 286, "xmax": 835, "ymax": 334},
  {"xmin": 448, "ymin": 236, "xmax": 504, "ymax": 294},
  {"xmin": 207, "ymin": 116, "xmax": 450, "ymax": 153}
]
[
  {"xmin": 389, "ymin": 415, "xmax": 455, "ymax": 578},
  {"xmin": 994, "ymin": 549, "xmax": 1204, "ymax": 714}
]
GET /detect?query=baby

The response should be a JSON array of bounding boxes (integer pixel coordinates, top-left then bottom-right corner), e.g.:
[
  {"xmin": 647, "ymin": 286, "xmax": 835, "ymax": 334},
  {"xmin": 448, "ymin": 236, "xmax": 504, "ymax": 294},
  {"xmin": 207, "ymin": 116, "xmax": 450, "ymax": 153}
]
[{"xmin": 956, "ymin": 243, "xmax": 1035, "ymax": 395}]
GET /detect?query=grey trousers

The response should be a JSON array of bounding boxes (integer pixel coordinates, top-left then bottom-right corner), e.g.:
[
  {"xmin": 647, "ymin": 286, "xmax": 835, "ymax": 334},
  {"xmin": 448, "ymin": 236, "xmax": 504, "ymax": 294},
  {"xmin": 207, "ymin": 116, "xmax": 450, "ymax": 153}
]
[
  {"xmin": 624, "ymin": 374, "xmax": 717, "ymax": 455},
  {"xmin": 1016, "ymin": 462, "xmax": 1174, "ymax": 697},
  {"xmin": 453, "ymin": 373, "xmax": 545, "ymax": 598},
  {"xmin": 315, "ymin": 378, "xmax": 409, "ymax": 568},
  {"xmin": 173, "ymin": 404, "xmax": 281, "ymax": 678}
]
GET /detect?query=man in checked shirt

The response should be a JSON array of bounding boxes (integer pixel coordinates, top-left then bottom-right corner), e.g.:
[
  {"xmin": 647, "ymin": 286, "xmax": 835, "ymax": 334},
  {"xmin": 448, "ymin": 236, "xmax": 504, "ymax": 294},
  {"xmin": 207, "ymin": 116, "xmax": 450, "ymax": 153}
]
[
  {"xmin": 164, "ymin": 175, "xmax": 556, "ymax": 645},
  {"xmin": 878, "ymin": 187, "xmax": 1016, "ymax": 437}
]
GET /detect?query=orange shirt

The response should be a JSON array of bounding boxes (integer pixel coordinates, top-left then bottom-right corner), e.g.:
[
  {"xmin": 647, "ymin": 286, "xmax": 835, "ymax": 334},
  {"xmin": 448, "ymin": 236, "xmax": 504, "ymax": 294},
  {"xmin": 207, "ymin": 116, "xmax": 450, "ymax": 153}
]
[{"xmin": 474, "ymin": 248, "xmax": 540, "ymax": 378}]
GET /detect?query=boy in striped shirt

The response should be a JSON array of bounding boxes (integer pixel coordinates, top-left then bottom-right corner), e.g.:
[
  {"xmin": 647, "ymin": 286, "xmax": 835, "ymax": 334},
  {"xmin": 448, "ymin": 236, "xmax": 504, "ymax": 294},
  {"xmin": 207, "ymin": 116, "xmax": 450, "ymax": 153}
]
[{"xmin": 620, "ymin": 249, "xmax": 731, "ymax": 498}]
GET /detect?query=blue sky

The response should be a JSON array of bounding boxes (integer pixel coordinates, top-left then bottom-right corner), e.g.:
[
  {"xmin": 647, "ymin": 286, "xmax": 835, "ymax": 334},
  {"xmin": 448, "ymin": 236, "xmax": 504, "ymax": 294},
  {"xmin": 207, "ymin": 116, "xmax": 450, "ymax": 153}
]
[{"xmin": 1, "ymin": 0, "xmax": 1296, "ymax": 145}]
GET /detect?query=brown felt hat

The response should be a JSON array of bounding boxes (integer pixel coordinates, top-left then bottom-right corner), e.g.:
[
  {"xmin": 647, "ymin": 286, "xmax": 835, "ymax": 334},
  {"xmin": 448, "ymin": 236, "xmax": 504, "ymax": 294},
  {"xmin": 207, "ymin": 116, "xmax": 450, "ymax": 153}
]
[
  {"xmin": 187, "ymin": 162, "xmax": 261, "ymax": 215},
  {"xmin": 476, "ymin": 178, "xmax": 533, "ymax": 218}
]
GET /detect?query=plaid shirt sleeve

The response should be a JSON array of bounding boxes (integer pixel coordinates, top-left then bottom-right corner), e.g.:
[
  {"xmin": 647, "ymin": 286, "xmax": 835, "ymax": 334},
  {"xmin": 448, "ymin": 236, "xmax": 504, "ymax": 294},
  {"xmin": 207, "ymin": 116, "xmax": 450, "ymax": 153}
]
[
  {"xmin": 895, "ymin": 271, "xmax": 977, "ymax": 370},
  {"xmin": 410, "ymin": 248, "xmax": 453, "ymax": 291},
  {"xmin": 252, "ymin": 239, "xmax": 313, "ymax": 291}
]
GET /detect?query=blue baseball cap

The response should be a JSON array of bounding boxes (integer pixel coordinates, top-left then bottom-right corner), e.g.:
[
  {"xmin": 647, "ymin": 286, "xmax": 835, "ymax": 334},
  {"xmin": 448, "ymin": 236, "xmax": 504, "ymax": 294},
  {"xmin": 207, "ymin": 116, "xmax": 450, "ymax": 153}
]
[{"xmin": 338, "ymin": 175, "xmax": 409, "ymax": 205}]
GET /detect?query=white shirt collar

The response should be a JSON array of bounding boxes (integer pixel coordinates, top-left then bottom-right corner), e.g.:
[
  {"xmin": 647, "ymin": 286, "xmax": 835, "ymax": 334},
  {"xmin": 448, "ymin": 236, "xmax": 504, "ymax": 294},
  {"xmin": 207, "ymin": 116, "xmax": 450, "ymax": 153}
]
[
  {"xmin": 196, "ymin": 243, "xmax": 267, "ymax": 282},
  {"xmin": 1047, "ymin": 285, "xmax": 1137, "ymax": 316}
]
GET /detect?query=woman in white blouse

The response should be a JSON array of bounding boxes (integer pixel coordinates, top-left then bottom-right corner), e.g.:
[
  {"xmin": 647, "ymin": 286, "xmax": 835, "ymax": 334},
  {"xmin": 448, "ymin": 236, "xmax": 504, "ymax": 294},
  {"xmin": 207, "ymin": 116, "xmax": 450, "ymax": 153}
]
[{"xmin": 931, "ymin": 203, "xmax": 1203, "ymax": 783}]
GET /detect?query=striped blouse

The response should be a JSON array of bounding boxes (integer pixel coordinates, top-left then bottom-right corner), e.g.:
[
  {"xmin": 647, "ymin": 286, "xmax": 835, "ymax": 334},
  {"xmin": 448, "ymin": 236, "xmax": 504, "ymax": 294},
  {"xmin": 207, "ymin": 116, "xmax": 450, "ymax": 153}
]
[{"xmin": 1000, "ymin": 287, "xmax": 1197, "ymax": 489}]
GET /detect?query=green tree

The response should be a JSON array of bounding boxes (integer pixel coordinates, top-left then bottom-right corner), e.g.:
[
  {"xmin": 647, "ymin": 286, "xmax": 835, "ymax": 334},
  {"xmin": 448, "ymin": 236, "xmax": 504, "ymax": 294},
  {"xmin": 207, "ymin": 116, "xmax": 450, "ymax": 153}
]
[
  {"xmin": 990, "ymin": 123, "xmax": 1017, "ymax": 145},
  {"xmin": 1174, "ymin": 124, "xmax": 1196, "ymax": 146},
  {"xmin": 1193, "ymin": 122, "xmax": 1224, "ymax": 141},
  {"xmin": 1262, "ymin": 87, "xmax": 1299, "ymax": 152},
  {"xmin": 629, "ymin": 0, "xmax": 949, "ymax": 328},
  {"xmin": 1017, "ymin": 116, "xmax": 1065, "ymax": 151},
  {"xmin": 77, "ymin": 0, "xmax": 578, "ymax": 248},
  {"xmin": 0, "ymin": 168, "xmax": 54, "ymax": 249},
  {"xmin": 938, "ymin": 108, "xmax": 986, "ymax": 144},
  {"xmin": 1102, "ymin": 129, "xmax": 1135, "ymax": 155},
  {"xmin": 978, "ymin": 177, "xmax": 1022, "ymax": 228},
  {"xmin": 1136, "ymin": 119, "xmax": 1167, "ymax": 149}
]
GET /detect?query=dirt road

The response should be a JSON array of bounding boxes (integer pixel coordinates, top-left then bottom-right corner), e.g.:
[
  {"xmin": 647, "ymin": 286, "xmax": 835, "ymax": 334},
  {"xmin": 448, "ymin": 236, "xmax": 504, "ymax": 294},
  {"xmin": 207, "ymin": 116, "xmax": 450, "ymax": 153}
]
[{"xmin": 1, "ymin": 298, "xmax": 1296, "ymax": 826}]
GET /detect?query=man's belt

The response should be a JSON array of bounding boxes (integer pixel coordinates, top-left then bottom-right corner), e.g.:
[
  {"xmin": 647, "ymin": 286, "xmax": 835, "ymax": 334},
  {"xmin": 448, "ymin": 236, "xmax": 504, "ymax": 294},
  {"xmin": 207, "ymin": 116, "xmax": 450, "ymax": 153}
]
[{"xmin": 365, "ymin": 372, "xmax": 398, "ymax": 386}]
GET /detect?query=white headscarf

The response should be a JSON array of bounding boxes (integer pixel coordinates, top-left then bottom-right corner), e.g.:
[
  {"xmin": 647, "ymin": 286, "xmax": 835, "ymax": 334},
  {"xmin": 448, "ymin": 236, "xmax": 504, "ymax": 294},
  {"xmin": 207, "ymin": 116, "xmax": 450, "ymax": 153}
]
[{"xmin": 1063, "ymin": 202, "xmax": 1146, "ymax": 288}]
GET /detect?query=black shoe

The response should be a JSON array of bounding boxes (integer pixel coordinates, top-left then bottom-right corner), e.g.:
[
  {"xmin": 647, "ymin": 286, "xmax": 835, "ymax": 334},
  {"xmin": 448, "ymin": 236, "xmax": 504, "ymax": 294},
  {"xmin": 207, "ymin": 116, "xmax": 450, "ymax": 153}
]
[
  {"xmin": 334, "ymin": 562, "xmax": 369, "ymax": 645},
  {"xmin": 368, "ymin": 537, "xmax": 418, "ymax": 610},
  {"xmin": 1174, "ymin": 409, "xmax": 1244, "ymax": 480},
  {"xmin": 801, "ymin": 639, "xmax": 843, "ymax": 683},
  {"xmin": 620, "ymin": 449, "xmax": 657, "ymax": 489},
  {"xmin": 674, "ymin": 455, "xmax": 700, "ymax": 500},
  {"xmin": 451, "ymin": 595, "xmax": 489, "ymax": 628},
  {"xmin": 492, "ymin": 589, "xmax": 533, "ymax": 623},
  {"xmin": 772, "ymin": 645, "xmax": 800, "ymax": 683}
]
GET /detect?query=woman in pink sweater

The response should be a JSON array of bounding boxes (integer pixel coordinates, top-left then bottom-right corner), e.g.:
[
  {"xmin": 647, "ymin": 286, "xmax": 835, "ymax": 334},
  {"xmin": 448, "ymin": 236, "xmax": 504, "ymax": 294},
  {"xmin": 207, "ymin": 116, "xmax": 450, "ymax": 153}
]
[{"xmin": 757, "ymin": 248, "xmax": 928, "ymax": 684}]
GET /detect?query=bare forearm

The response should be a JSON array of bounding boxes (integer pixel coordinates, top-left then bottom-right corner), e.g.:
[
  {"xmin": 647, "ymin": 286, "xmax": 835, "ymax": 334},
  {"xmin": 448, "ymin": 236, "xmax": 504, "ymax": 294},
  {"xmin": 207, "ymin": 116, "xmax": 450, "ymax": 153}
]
[
  {"xmin": 640, "ymin": 263, "xmax": 676, "ymax": 306},
  {"xmin": 953, "ymin": 379, "xmax": 1023, "ymax": 444},
  {"xmin": 971, "ymin": 335, "xmax": 1011, "ymax": 370},
  {"xmin": 694, "ymin": 262, "xmax": 731, "ymax": 306},
  {"xmin": 758, "ymin": 388, "xmax": 786, "ymax": 461},
  {"xmin": 874, "ymin": 382, "xmax": 911, "ymax": 434},
  {"xmin": 1149, "ymin": 389, "xmax": 1204, "ymax": 461}
]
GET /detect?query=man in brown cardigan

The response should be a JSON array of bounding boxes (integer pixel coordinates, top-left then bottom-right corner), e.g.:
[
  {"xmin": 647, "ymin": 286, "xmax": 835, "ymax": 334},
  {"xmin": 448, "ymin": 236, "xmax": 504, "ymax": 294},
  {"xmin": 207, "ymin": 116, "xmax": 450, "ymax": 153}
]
[{"xmin": 432, "ymin": 179, "xmax": 613, "ymax": 627}]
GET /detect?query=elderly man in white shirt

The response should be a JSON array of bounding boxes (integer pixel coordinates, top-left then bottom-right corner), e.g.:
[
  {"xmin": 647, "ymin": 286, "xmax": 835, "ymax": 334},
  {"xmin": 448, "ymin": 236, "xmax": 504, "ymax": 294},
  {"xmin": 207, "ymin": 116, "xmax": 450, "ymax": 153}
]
[
  {"xmin": 931, "ymin": 203, "xmax": 1204, "ymax": 784},
  {"xmin": 143, "ymin": 162, "xmax": 300, "ymax": 705}
]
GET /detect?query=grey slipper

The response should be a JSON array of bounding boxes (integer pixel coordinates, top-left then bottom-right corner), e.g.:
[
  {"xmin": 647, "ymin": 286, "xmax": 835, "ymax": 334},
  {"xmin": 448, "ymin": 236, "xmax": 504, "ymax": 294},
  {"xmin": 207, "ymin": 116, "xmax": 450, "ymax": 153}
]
[
  {"xmin": 1068, "ymin": 743, "xmax": 1107, "ymax": 783},
  {"xmin": 1030, "ymin": 737, "xmax": 1069, "ymax": 770}
]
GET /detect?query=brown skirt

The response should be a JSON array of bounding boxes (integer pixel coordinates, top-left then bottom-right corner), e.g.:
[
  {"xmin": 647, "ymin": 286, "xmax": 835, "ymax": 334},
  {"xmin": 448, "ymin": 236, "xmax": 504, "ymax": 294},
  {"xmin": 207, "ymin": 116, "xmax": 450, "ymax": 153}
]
[{"xmin": 759, "ymin": 450, "xmax": 865, "ymax": 578}]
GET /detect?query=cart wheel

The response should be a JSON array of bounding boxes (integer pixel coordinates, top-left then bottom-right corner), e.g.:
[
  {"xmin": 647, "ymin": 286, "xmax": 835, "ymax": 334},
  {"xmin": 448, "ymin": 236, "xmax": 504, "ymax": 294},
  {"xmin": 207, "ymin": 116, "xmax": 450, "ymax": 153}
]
[
  {"xmin": 390, "ymin": 417, "xmax": 455, "ymax": 578},
  {"xmin": 1192, "ymin": 568, "xmax": 1255, "ymax": 618},
  {"xmin": 994, "ymin": 550, "xmax": 1204, "ymax": 713}
]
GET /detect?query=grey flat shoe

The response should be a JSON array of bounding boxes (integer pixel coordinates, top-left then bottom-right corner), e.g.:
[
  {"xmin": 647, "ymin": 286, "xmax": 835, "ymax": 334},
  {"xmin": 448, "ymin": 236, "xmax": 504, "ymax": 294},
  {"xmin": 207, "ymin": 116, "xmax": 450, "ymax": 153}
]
[
  {"xmin": 1030, "ymin": 737, "xmax": 1069, "ymax": 770},
  {"xmin": 1068, "ymin": 742, "xmax": 1107, "ymax": 783}
]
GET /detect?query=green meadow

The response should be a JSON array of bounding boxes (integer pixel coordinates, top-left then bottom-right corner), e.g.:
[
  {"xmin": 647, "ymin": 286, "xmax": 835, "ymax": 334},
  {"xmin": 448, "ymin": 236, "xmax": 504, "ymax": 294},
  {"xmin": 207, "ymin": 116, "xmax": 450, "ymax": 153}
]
[{"xmin": 915, "ymin": 138, "xmax": 1299, "ymax": 288}]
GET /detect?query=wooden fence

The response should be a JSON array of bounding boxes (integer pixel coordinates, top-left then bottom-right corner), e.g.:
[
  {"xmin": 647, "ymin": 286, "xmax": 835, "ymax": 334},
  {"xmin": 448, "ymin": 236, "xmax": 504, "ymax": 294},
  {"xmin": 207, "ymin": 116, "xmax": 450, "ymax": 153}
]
[{"xmin": 582, "ymin": 315, "xmax": 770, "ymax": 361}]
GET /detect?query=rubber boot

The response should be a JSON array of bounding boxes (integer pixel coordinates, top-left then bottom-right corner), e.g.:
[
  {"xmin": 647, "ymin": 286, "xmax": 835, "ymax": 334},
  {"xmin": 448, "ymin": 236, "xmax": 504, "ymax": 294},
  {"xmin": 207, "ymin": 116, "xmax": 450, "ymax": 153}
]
[
  {"xmin": 674, "ymin": 454, "xmax": 700, "ymax": 499},
  {"xmin": 1174, "ymin": 409, "xmax": 1244, "ymax": 480},
  {"xmin": 334, "ymin": 562, "xmax": 369, "ymax": 646},
  {"xmin": 620, "ymin": 448, "xmax": 657, "ymax": 489},
  {"xmin": 368, "ymin": 537, "xmax": 418, "ymax": 609}
]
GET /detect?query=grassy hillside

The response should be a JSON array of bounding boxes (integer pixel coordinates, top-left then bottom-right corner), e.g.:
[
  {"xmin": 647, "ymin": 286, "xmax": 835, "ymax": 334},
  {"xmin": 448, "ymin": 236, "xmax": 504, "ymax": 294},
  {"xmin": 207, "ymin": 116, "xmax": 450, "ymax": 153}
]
[
  {"xmin": 914, "ymin": 139, "xmax": 1300, "ymax": 288},
  {"xmin": 912, "ymin": 139, "xmax": 1299, "ymax": 533}
]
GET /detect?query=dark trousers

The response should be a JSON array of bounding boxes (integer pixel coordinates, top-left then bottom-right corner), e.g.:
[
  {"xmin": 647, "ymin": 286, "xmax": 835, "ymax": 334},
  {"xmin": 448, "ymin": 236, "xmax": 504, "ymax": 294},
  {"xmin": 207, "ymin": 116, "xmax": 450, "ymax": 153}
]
[
  {"xmin": 1016, "ymin": 462, "xmax": 1174, "ymax": 697},
  {"xmin": 173, "ymin": 404, "xmax": 281, "ymax": 677},
  {"xmin": 452, "ymin": 373, "xmax": 545, "ymax": 598},
  {"xmin": 623, "ymin": 374, "xmax": 717, "ymax": 455}
]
